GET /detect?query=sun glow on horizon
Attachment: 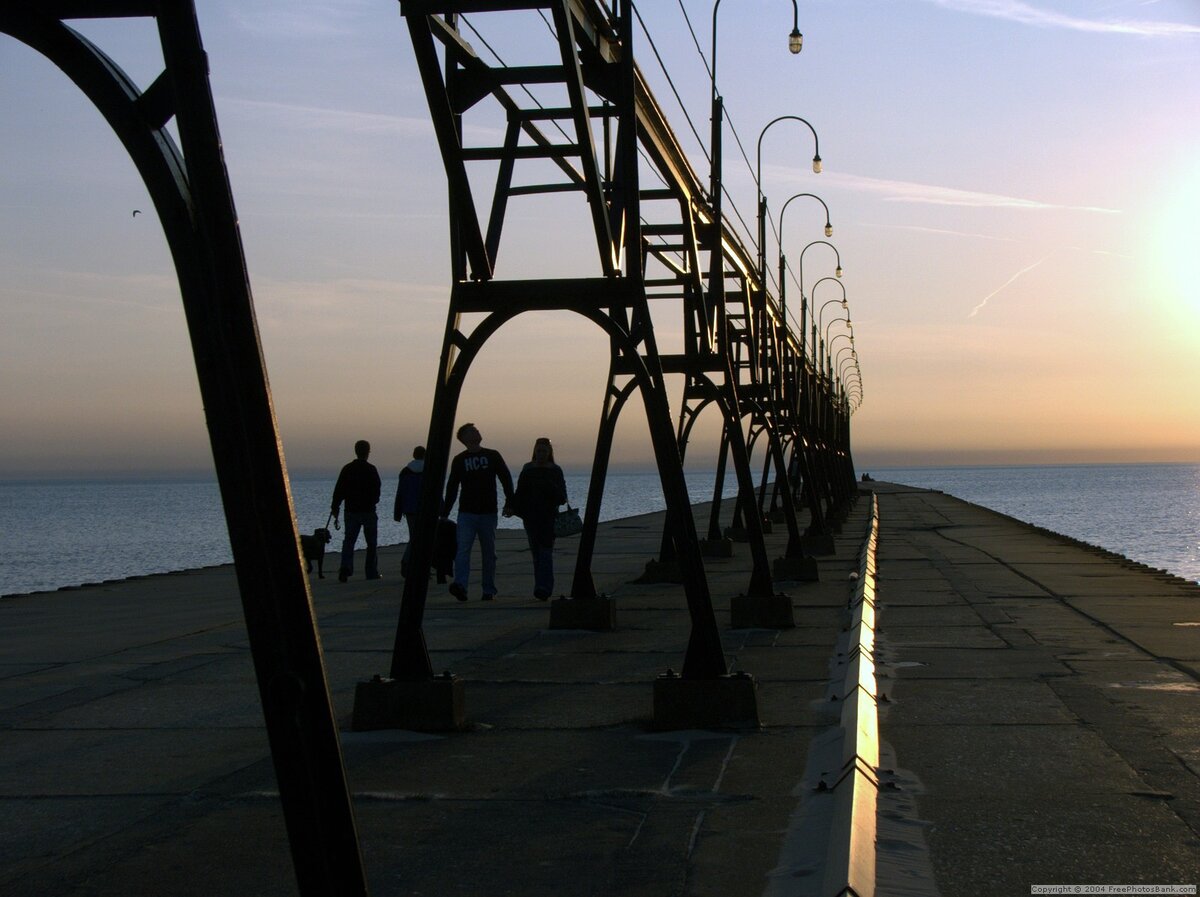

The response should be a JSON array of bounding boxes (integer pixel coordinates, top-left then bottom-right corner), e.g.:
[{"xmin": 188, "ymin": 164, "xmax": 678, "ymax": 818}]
[{"xmin": 1150, "ymin": 162, "xmax": 1200, "ymax": 330}]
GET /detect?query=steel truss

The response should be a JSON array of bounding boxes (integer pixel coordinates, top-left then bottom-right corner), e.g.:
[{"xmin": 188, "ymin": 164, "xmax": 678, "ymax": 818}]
[
  {"xmin": 1, "ymin": 4, "xmax": 367, "ymax": 894},
  {"xmin": 392, "ymin": 0, "xmax": 858, "ymax": 683}
]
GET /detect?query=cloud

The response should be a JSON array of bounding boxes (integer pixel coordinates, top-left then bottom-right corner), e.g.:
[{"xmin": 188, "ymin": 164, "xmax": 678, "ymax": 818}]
[
  {"xmin": 968, "ymin": 253, "xmax": 1052, "ymax": 317},
  {"xmin": 227, "ymin": 2, "xmax": 375, "ymax": 38},
  {"xmin": 862, "ymin": 222, "xmax": 1020, "ymax": 242},
  {"xmin": 219, "ymin": 98, "xmax": 434, "ymax": 138},
  {"xmin": 924, "ymin": 0, "xmax": 1200, "ymax": 37},
  {"xmin": 816, "ymin": 171, "xmax": 1121, "ymax": 214}
]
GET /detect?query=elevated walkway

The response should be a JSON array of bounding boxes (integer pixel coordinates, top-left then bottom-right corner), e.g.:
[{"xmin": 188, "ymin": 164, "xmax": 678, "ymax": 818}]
[{"xmin": 1, "ymin": 485, "xmax": 1197, "ymax": 895}]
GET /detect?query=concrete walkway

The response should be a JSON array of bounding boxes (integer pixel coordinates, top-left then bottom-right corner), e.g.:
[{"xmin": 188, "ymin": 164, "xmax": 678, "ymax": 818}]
[
  {"xmin": 1, "ymin": 484, "xmax": 1197, "ymax": 895},
  {"xmin": 872, "ymin": 482, "xmax": 1200, "ymax": 895}
]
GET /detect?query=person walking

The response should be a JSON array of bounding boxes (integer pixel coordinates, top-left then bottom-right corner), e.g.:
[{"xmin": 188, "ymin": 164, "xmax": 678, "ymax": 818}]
[
  {"xmin": 512, "ymin": 437, "xmax": 568, "ymax": 600},
  {"xmin": 330, "ymin": 439, "xmax": 382, "ymax": 582},
  {"xmin": 442, "ymin": 423, "xmax": 514, "ymax": 601},
  {"xmin": 393, "ymin": 445, "xmax": 425, "ymax": 577}
]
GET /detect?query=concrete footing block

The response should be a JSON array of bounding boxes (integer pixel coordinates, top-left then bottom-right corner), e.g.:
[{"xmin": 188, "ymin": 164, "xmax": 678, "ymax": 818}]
[
  {"xmin": 802, "ymin": 531, "xmax": 837, "ymax": 556},
  {"xmin": 772, "ymin": 554, "xmax": 820, "ymax": 582},
  {"xmin": 635, "ymin": 558, "xmax": 683, "ymax": 583},
  {"xmin": 652, "ymin": 671, "xmax": 760, "ymax": 730},
  {"xmin": 549, "ymin": 595, "xmax": 616, "ymax": 630},
  {"xmin": 700, "ymin": 537, "xmax": 734, "ymax": 558},
  {"xmin": 730, "ymin": 592, "xmax": 796, "ymax": 629},
  {"xmin": 724, "ymin": 526, "xmax": 750, "ymax": 543},
  {"xmin": 352, "ymin": 674, "xmax": 466, "ymax": 732}
]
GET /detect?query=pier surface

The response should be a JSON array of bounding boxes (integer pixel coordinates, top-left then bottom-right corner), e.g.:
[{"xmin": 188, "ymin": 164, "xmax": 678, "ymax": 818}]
[{"xmin": 1, "ymin": 483, "xmax": 1197, "ymax": 895}]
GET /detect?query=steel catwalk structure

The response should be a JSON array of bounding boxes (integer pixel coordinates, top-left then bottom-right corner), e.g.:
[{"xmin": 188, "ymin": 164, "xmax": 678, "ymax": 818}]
[
  {"xmin": 4, "ymin": 1, "xmax": 858, "ymax": 892},
  {"xmin": 391, "ymin": 0, "xmax": 858, "ymax": 685}
]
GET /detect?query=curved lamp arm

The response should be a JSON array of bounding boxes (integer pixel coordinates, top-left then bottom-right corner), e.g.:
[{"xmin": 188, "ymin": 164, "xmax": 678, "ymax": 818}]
[{"xmin": 713, "ymin": 0, "xmax": 801, "ymax": 100}]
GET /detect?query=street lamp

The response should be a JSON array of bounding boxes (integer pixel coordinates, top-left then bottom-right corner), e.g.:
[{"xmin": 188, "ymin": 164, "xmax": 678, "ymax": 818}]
[
  {"xmin": 824, "ymin": 309, "xmax": 851, "ymax": 348},
  {"xmin": 777, "ymin": 197, "xmax": 834, "ymax": 337},
  {"xmin": 710, "ymin": 1, "xmax": 804, "ymax": 310},
  {"xmin": 779, "ymin": 193, "xmax": 833, "ymax": 245},
  {"xmin": 755, "ymin": 116, "xmax": 822, "ymax": 278},
  {"xmin": 826, "ymin": 323, "xmax": 853, "ymax": 377},
  {"xmin": 796, "ymin": 239, "xmax": 843, "ymax": 364}
]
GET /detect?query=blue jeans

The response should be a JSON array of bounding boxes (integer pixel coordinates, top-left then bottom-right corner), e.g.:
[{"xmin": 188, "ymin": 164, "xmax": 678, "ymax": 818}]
[
  {"xmin": 340, "ymin": 510, "xmax": 379, "ymax": 578},
  {"xmin": 454, "ymin": 511, "xmax": 497, "ymax": 596},
  {"xmin": 527, "ymin": 532, "xmax": 554, "ymax": 596}
]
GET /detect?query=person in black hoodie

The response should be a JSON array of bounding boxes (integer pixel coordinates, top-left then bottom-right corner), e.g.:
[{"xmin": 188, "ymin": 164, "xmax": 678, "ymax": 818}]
[
  {"xmin": 442, "ymin": 423, "xmax": 514, "ymax": 601},
  {"xmin": 330, "ymin": 439, "xmax": 382, "ymax": 582},
  {"xmin": 512, "ymin": 437, "xmax": 568, "ymax": 600}
]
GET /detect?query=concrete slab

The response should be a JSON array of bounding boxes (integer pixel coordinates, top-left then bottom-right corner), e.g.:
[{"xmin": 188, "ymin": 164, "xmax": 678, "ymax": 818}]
[{"xmin": 4, "ymin": 488, "xmax": 1198, "ymax": 895}]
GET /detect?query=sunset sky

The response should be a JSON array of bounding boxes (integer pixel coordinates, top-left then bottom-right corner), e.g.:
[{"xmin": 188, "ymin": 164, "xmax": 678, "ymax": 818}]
[{"xmin": 2, "ymin": 0, "xmax": 1199, "ymax": 479}]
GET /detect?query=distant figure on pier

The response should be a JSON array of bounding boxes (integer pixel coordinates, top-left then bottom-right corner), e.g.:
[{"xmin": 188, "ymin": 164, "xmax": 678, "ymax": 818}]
[
  {"xmin": 394, "ymin": 445, "xmax": 425, "ymax": 577},
  {"xmin": 512, "ymin": 437, "xmax": 568, "ymax": 600},
  {"xmin": 442, "ymin": 423, "xmax": 514, "ymax": 602},
  {"xmin": 330, "ymin": 439, "xmax": 382, "ymax": 583}
]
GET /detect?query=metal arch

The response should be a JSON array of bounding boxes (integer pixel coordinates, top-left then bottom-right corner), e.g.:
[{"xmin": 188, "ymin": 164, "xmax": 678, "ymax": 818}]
[
  {"xmin": 0, "ymin": 6, "xmax": 367, "ymax": 895},
  {"xmin": 667, "ymin": 375, "xmax": 774, "ymax": 597},
  {"xmin": 390, "ymin": 292, "xmax": 729, "ymax": 680}
]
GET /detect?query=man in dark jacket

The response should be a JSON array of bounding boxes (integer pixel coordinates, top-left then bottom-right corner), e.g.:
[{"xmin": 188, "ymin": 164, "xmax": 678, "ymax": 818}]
[
  {"xmin": 331, "ymin": 439, "xmax": 382, "ymax": 582},
  {"xmin": 393, "ymin": 445, "xmax": 425, "ymax": 577},
  {"xmin": 442, "ymin": 423, "xmax": 514, "ymax": 601}
]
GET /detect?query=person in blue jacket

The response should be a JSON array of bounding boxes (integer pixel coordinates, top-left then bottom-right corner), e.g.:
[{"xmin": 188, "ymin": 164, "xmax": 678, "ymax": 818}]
[{"xmin": 394, "ymin": 445, "xmax": 425, "ymax": 577}]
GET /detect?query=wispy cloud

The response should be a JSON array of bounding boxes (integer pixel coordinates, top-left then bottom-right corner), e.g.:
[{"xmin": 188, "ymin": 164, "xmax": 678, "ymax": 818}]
[
  {"xmin": 968, "ymin": 253, "xmax": 1052, "ymax": 317},
  {"xmin": 220, "ymin": 98, "xmax": 434, "ymax": 138},
  {"xmin": 227, "ymin": 2, "xmax": 374, "ymax": 38},
  {"xmin": 815, "ymin": 171, "xmax": 1121, "ymax": 214},
  {"xmin": 924, "ymin": 0, "xmax": 1200, "ymax": 37},
  {"xmin": 862, "ymin": 222, "xmax": 1020, "ymax": 242}
]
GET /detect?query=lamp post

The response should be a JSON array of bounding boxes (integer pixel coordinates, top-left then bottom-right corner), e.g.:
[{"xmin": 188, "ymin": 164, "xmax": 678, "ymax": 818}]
[
  {"xmin": 710, "ymin": 0, "xmax": 802, "ymax": 313},
  {"xmin": 776, "ymin": 196, "xmax": 833, "ymax": 343},
  {"xmin": 755, "ymin": 117, "xmax": 821, "ymax": 280},
  {"xmin": 796, "ymin": 239, "xmax": 842, "ymax": 369},
  {"xmin": 816, "ymin": 298, "xmax": 848, "ymax": 372},
  {"xmin": 824, "ymin": 308, "xmax": 851, "ymax": 349},
  {"xmin": 835, "ymin": 344, "xmax": 857, "ymax": 374}
]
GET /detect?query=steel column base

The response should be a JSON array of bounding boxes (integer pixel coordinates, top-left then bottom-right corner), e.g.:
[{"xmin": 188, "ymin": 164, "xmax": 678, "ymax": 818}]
[
  {"xmin": 635, "ymin": 558, "xmax": 684, "ymax": 584},
  {"xmin": 549, "ymin": 596, "xmax": 616, "ymax": 631},
  {"xmin": 352, "ymin": 674, "xmax": 466, "ymax": 732},
  {"xmin": 700, "ymin": 537, "xmax": 734, "ymax": 558},
  {"xmin": 730, "ymin": 592, "xmax": 797, "ymax": 629},
  {"xmin": 802, "ymin": 530, "xmax": 837, "ymax": 556},
  {"xmin": 652, "ymin": 671, "xmax": 760, "ymax": 730},
  {"xmin": 773, "ymin": 555, "xmax": 821, "ymax": 582}
]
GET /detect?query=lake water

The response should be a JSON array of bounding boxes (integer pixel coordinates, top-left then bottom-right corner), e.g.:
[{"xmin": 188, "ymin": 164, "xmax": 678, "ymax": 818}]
[
  {"xmin": 3, "ymin": 463, "xmax": 1198, "ymax": 596},
  {"xmin": 0, "ymin": 469, "xmax": 736, "ymax": 597},
  {"xmin": 871, "ymin": 463, "xmax": 1200, "ymax": 585}
]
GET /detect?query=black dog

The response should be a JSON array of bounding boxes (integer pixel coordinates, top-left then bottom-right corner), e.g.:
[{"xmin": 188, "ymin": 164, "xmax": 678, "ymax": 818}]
[{"xmin": 300, "ymin": 527, "xmax": 333, "ymax": 578}]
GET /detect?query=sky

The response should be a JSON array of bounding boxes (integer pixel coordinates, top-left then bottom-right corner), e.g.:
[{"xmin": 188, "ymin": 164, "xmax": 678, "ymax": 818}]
[{"xmin": 2, "ymin": 0, "xmax": 1199, "ymax": 479}]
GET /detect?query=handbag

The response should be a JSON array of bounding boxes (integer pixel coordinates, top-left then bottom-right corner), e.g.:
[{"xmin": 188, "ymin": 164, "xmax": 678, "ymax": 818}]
[{"xmin": 554, "ymin": 504, "xmax": 584, "ymax": 538}]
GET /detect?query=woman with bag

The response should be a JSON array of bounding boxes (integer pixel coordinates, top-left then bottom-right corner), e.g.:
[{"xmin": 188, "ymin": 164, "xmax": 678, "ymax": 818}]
[{"xmin": 511, "ymin": 437, "xmax": 569, "ymax": 600}]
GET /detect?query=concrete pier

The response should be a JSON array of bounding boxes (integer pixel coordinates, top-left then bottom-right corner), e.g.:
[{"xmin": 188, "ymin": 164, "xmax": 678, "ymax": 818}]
[{"xmin": 1, "ymin": 484, "xmax": 1197, "ymax": 895}]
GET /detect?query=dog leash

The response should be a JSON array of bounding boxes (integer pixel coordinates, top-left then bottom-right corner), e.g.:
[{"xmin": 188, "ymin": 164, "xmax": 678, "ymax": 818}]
[{"xmin": 326, "ymin": 512, "xmax": 339, "ymax": 532}]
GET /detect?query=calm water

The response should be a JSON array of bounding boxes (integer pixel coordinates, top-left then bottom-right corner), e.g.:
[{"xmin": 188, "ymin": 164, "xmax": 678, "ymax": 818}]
[
  {"xmin": 0, "ymin": 470, "xmax": 737, "ymax": 597},
  {"xmin": 3, "ymin": 463, "xmax": 1198, "ymax": 596},
  {"xmin": 872, "ymin": 463, "xmax": 1200, "ymax": 585}
]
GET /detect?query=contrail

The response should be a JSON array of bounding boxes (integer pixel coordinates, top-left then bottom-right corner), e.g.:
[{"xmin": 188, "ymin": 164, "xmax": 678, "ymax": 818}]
[{"xmin": 968, "ymin": 253, "xmax": 1052, "ymax": 318}]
